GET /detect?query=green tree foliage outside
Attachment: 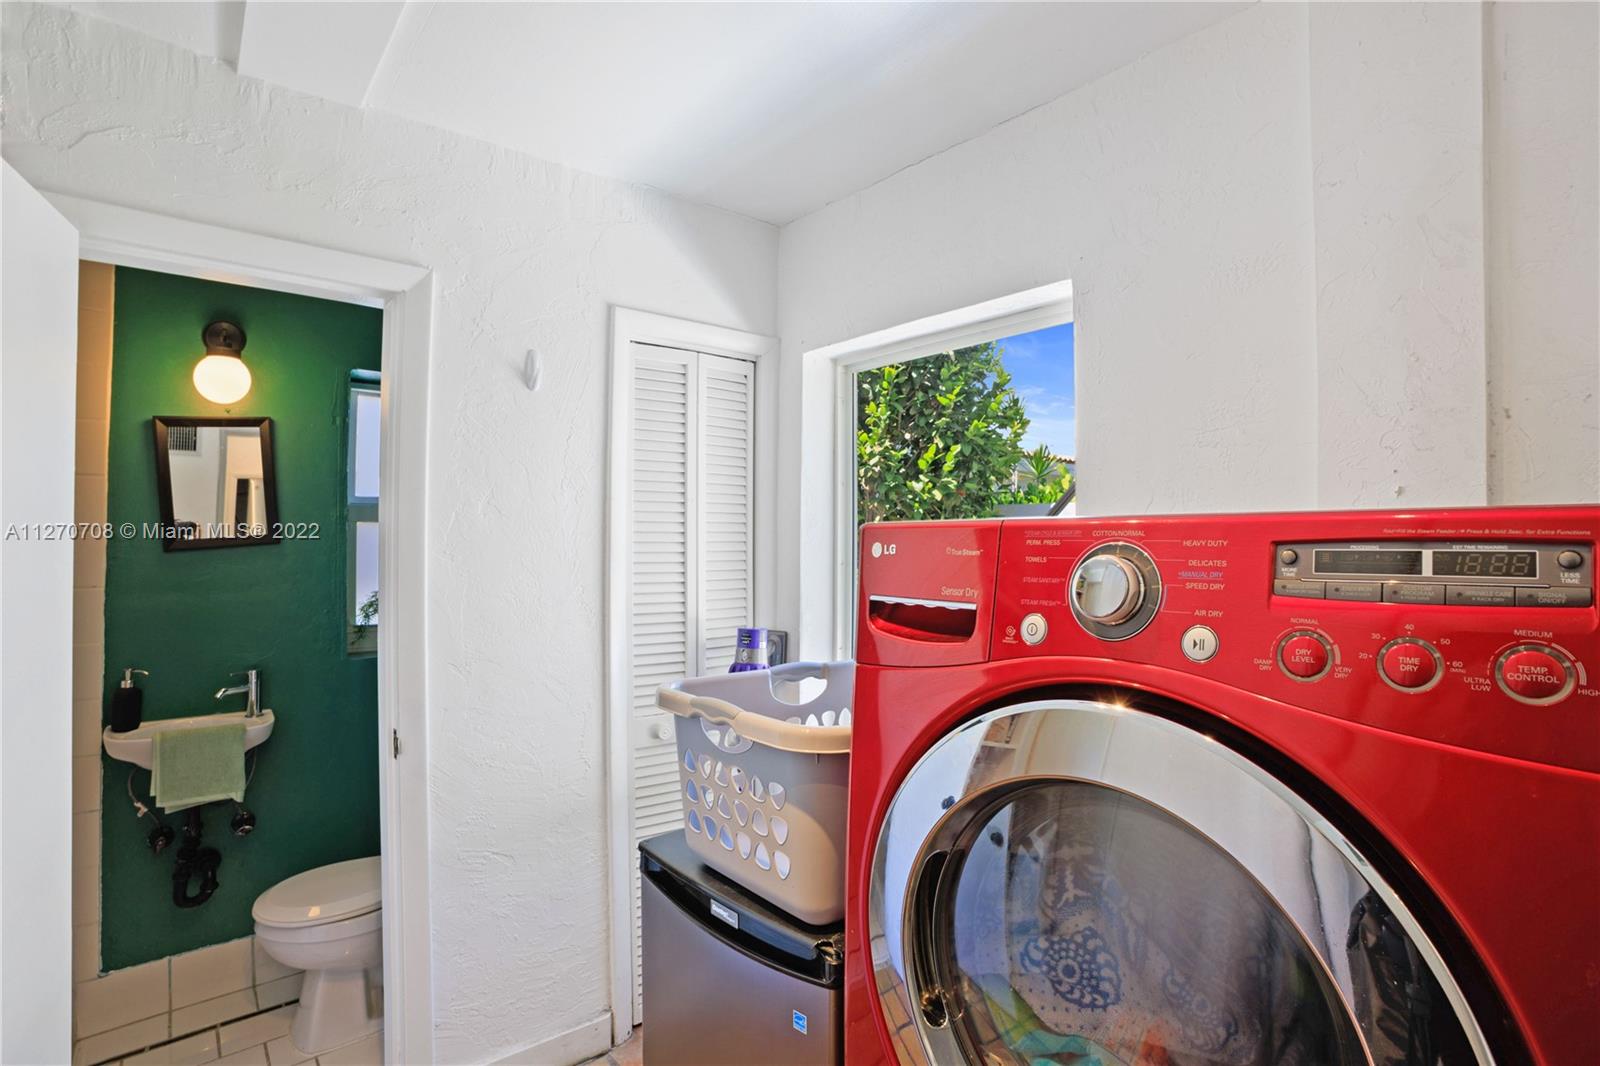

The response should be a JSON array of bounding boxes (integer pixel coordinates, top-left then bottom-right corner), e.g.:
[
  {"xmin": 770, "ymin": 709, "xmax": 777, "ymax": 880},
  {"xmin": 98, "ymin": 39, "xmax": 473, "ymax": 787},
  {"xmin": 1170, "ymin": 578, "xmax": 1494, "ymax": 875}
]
[
  {"xmin": 857, "ymin": 342, "xmax": 1031, "ymax": 523},
  {"xmin": 1007, "ymin": 443, "xmax": 1073, "ymax": 506}
]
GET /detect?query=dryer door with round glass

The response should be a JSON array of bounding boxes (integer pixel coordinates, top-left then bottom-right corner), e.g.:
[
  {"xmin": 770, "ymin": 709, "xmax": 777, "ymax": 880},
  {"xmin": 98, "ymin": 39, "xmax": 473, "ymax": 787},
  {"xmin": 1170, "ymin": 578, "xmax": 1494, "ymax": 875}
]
[{"xmin": 869, "ymin": 700, "xmax": 1492, "ymax": 1066}]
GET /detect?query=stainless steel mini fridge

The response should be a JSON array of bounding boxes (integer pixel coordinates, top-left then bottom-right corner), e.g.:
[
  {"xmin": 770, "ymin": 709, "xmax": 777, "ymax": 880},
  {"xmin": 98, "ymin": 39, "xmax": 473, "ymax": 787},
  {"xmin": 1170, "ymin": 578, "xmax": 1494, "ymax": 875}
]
[{"xmin": 640, "ymin": 831, "xmax": 844, "ymax": 1066}]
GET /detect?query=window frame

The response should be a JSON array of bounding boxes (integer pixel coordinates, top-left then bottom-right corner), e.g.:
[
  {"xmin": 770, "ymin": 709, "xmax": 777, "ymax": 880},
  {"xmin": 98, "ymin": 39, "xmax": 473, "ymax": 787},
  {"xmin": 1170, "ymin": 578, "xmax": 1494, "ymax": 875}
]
[
  {"xmin": 804, "ymin": 282, "xmax": 1074, "ymax": 658},
  {"xmin": 347, "ymin": 377, "xmax": 380, "ymax": 654}
]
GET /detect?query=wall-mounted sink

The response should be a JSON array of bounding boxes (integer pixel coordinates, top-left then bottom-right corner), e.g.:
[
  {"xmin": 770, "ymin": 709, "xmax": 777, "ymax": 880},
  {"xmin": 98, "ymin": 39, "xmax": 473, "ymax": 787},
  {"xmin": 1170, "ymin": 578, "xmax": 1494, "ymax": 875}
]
[{"xmin": 102, "ymin": 710, "xmax": 275, "ymax": 769}]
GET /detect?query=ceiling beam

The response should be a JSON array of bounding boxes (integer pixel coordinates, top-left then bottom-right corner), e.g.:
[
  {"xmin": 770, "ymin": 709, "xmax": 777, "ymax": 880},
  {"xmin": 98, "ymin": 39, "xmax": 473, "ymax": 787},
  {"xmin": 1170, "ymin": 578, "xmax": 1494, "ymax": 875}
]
[{"xmin": 237, "ymin": 1, "xmax": 406, "ymax": 108}]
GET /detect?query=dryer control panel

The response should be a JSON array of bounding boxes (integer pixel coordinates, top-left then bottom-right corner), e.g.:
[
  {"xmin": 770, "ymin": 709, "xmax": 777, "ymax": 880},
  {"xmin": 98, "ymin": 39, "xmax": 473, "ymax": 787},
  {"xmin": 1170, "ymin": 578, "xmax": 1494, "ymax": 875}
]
[
  {"xmin": 1272, "ymin": 540, "xmax": 1592, "ymax": 608},
  {"xmin": 907, "ymin": 505, "xmax": 1600, "ymax": 773}
]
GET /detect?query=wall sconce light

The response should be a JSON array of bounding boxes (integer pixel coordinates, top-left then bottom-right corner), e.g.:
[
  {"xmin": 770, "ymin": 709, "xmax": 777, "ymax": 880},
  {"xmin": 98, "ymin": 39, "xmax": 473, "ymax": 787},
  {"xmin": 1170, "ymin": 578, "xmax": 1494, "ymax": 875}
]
[{"xmin": 193, "ymin": 321, "xmax": 251, "ymax": 405}]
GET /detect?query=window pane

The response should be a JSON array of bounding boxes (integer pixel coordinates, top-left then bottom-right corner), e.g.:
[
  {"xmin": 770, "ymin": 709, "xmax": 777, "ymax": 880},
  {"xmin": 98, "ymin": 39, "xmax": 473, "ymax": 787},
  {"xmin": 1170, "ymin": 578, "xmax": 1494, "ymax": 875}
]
[
  {"xmin": 354, "ymin": 521, "xmax": 379, "ymax": 626},
  {"xmin": 855, "ymin": 322, "xmax": 1074, "ymax": 526},
  {"xmin": 353, "ymin": 389, "xmax": 381, "ymax": 499}
]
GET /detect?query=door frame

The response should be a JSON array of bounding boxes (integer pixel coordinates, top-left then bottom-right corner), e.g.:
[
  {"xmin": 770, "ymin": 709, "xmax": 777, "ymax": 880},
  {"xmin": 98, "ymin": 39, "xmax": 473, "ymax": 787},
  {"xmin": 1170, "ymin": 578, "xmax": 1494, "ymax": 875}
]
[
  {"xmin": 1, "ymin": 162, "xmax": 80, "ymax": 1066},
  {"xmin": 604, "ymin": 307, "xmax": 776, "ymax": 1042},
  {"xmin": 44, "ymin": 193, "xmax": 437, "ymax": 1064}
]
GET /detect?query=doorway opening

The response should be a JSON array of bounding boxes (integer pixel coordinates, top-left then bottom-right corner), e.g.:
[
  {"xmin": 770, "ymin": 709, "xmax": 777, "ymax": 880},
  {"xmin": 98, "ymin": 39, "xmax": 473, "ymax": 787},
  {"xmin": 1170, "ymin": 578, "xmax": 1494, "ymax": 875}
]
[
  {"xmin": 2, "ymin": 177, "xmax": 434, "ymax": 1065},
  {"xmin": 71, "ymin": 264, "xmax": 386, "ymax": 1066}
]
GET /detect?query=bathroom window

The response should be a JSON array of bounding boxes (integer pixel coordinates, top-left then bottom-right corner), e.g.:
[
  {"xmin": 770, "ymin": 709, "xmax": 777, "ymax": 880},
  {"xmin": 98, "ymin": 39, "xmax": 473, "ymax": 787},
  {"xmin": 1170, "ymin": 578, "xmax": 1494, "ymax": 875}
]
[{"xmin": 347, "ymin": 375, "xmax": 380, "ymax": 654}]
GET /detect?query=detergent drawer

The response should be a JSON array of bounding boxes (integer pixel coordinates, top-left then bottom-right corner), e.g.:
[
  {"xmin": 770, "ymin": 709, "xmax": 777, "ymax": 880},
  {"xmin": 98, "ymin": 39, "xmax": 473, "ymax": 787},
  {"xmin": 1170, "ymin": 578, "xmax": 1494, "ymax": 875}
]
[{"xmin": 856, "ymin": 521, "xmax": 999, "ymax": 666}]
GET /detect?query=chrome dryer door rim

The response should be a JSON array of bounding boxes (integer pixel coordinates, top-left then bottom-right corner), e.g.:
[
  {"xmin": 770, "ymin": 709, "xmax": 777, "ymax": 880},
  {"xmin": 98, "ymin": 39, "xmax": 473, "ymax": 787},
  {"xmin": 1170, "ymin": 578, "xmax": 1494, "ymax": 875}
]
[{"xmin": 867, "ymin": 698, "xmax": 1493, "ymax": 1066}]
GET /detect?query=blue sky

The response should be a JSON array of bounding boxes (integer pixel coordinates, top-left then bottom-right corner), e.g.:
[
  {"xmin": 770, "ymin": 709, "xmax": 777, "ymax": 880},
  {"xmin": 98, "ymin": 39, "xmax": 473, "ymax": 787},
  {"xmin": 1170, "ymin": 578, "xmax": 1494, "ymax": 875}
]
[{"xmin": 996, "ymin": 321, "xmax": 1075, "ymax": 456}]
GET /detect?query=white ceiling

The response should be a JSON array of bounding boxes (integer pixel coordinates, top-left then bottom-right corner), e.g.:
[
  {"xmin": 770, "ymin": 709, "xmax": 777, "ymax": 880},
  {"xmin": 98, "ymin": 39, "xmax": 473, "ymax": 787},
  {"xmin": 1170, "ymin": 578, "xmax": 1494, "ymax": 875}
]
[
  {"xmin": 62, "ymin": 1, "xmax": 1248, "ymax": 224},
  {"xmin": 65, "ymin": 1, "xmax": 246, "ymax": 63}
]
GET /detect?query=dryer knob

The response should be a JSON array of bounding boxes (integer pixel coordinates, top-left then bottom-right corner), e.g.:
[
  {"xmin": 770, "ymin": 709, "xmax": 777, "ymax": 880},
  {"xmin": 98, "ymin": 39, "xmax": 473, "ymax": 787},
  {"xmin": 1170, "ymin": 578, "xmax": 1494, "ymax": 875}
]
[
  {"xmin": 1072, "ymin": 555, "xmax": 1144, "ymax": 625},
  {"xmin": 1495, "ymin": 644, "xmax": 1576, "ymax": 705}
]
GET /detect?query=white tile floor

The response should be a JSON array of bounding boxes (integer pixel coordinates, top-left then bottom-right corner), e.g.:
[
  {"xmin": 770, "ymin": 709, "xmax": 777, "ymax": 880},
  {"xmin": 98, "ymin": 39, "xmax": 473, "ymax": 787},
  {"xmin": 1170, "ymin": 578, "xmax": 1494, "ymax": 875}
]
[
  {"xmin": 82, "ymin": 1004, "xmax": 382, "ymax": 1066},
  {"xmin": 74, "ymin": 936, "xmax": 306, "ymax": 1062}
]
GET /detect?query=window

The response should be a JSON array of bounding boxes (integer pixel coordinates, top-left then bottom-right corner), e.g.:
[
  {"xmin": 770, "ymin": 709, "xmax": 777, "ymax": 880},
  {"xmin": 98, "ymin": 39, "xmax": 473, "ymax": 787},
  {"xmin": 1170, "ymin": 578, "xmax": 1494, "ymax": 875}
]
[
  {"xmin": 347, "ymin": 374, "xmax": 380, "ymax": 653},
  {"xmin": 816, "ymin": 282, "xmax": 1074, "ymax": 657},
  {"xmin": 855, "ymin": 321, "xmax": 1076, "ymax": 527}
]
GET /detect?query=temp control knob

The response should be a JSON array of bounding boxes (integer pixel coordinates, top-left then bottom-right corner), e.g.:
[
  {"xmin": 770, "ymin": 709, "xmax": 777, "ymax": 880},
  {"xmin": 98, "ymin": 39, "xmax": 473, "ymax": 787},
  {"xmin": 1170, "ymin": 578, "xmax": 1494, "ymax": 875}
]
[
  {"xmin": 1278, "ymin": 631, "xmax": 1332, "ymax": 682},
  {"xmin": 1072, "ymin": 555, "xmax": 1143, "ymax": 625},
  {"xmin": 1495, "ymin": 644, "xmax": 1576, "ymax": 705}
]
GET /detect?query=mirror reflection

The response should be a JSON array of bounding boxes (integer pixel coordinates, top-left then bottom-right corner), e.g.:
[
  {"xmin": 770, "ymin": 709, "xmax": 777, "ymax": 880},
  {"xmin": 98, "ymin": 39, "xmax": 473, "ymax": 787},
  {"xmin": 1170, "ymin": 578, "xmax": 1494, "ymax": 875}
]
[{"xmin": 152, "ymin": 417, "xmax": 279, "ymax": 550}]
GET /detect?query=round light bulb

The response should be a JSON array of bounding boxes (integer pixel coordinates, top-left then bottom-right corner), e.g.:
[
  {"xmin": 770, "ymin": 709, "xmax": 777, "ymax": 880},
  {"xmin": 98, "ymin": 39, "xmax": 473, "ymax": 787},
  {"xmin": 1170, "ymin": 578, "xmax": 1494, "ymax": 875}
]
[{"xmin": 193, "ymin": 353, "xmax": 251, "ymax": 404}]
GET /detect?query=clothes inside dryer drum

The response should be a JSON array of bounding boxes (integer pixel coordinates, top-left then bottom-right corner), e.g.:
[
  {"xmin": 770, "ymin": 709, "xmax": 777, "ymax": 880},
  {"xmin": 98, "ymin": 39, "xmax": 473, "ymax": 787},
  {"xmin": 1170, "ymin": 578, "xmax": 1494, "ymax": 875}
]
[{"xmin": 931, "ymin": 783, "xmax": 1465, "ymax": 1066}]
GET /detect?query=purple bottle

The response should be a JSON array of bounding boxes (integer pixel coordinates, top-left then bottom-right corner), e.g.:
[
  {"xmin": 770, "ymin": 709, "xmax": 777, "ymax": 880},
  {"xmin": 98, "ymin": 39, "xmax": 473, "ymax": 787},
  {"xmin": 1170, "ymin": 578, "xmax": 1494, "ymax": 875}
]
[{"xmin": 729, "ymin": 627, "xmax": 772, "ymax": 672}]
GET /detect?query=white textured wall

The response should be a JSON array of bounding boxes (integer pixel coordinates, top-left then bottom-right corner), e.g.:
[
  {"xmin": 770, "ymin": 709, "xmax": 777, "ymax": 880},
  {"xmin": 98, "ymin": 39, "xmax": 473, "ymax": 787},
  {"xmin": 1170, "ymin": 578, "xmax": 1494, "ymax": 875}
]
[
  {"xmin": 775, "ymin": 1, "xmax": 1600, "ymax": 652},
  {"xmin": 0, "ymin": 5, "xmax": 777, "ymax": 1062},
  {"xmin": 1485, "ymin": 2, "xmax": 1600, "ymax": 503},
  {"xmin": 1311, "ymin": 3, "xmax": 1489, "ymax": 506}
]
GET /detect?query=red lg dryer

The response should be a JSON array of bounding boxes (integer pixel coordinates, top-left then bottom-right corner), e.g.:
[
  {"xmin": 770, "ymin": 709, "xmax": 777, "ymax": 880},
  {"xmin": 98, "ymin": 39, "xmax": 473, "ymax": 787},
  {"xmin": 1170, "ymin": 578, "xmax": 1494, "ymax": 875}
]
[{"xmin": 845, "ymin": 507, "xmax": 1599, "ymax": 1066}]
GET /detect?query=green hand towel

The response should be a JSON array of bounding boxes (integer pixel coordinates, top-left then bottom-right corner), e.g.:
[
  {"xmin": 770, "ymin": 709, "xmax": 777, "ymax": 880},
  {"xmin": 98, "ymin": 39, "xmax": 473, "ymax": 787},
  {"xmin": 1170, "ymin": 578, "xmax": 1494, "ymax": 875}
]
[{"xmin": 152, "ymin": 722, "xmax": 246, "ymax": 812}]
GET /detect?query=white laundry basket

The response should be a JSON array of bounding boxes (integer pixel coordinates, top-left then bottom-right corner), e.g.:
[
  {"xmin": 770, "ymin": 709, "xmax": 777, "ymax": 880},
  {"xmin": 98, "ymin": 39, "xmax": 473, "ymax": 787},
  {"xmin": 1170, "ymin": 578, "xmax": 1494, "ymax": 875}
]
[{"xmin": 656, "ymin": 661, "xmax": 852, "ymax": 925}]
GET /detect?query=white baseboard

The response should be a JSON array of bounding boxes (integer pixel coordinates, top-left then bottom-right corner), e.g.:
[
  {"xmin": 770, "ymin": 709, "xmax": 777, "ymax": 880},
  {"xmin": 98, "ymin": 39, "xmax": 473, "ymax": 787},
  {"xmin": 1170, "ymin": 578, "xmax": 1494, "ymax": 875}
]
[{"xmin": 491, "ymin": 1012, "xmax": 613, "ymax": 1066}]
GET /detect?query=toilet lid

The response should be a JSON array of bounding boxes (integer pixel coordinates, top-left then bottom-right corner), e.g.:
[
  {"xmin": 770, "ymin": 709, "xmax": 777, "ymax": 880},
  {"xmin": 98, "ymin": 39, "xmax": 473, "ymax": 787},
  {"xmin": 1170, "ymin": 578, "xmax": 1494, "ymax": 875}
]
[{"xmin": 253, "ymin": 857, "xmax": 381, "ymax": 926}]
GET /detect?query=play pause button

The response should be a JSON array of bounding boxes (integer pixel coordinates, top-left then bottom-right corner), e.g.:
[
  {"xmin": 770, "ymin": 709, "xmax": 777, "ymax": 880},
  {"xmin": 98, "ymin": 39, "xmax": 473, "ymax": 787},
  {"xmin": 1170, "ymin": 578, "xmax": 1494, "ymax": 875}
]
[{"xmin": 1182, "ymin": 625, "xmax": 1219, "ymax": 663}]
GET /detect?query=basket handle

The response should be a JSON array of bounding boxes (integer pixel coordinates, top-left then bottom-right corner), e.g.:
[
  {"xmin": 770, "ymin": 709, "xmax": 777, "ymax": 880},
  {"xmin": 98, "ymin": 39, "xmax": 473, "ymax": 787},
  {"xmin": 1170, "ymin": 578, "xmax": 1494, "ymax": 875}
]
[
  {"xmin": 767, "ymin": 660, "xmax": 828, "ymax": 682},
  {"xmin": 655, "ymin": 683, "xmax": 744, "ymax": 726},
  {"xmin": 656, "ymin": 676, "xmax": 850, "ymax": 755},
  {"xmin": 764, "ymin": 660, "xmax": 838, "ymax": 696}
]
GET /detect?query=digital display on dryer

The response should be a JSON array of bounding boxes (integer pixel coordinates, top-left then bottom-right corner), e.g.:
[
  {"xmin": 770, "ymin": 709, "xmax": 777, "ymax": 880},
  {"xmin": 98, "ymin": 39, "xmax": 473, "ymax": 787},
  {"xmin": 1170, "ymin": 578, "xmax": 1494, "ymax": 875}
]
[
  {"xmin": 1432, "ymin": 550, "xmax": 1536, "ymax": 578},
  {"xmin": 1313, "ymin": 549, "xmax": 1423, "ymax": 576}
]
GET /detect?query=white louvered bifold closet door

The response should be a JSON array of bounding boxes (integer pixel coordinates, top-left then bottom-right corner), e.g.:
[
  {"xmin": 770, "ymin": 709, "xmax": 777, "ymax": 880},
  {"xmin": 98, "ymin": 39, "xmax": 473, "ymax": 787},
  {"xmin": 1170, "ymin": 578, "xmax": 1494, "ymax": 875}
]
[{"xmin": 626, "ymin": 342, "xmax": 755, "ymax": 1020}]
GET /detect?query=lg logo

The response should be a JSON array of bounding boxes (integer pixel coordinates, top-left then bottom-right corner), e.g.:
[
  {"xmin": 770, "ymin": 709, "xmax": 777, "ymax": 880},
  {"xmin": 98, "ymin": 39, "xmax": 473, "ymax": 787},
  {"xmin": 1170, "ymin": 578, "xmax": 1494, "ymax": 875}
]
[{"xmin": 870, "ymin": 542, "xmax": 896, "ymax": 558}]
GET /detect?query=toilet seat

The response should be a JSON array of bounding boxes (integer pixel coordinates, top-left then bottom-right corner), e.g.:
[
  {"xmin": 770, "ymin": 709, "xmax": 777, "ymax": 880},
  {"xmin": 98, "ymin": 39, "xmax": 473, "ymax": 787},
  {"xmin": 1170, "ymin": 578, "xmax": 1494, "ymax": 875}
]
[
  {"xmin": 253, "ymin": 857, "xmax": 380, "ymax": 929},
  {"xmin": 255, "ymin": 907, "xmax": 381, "ymax": 944}
]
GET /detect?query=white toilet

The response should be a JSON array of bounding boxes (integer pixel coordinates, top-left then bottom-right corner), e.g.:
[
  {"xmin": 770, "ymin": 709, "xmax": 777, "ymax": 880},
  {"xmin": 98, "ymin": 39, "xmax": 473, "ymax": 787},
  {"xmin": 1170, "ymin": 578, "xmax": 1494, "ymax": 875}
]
[{"xmin": 253, "ymin": 857, "xmax": 383, "ymax": 1056}]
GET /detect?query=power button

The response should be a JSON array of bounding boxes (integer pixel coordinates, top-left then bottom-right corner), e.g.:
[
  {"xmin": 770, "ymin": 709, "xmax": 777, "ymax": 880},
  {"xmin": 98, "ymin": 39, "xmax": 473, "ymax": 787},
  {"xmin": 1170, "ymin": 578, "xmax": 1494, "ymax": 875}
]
[{"xmin": 1020, "ymin": 613, "xmax": 1048, "ymax": 646}]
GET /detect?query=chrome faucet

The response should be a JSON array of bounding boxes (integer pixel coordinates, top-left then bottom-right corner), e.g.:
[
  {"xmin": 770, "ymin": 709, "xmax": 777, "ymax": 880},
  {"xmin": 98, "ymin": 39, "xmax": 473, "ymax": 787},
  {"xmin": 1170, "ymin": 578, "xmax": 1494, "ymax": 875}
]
[{"xmin": 215, "ymin": 669, "xmax": 261, "ymax": 718}]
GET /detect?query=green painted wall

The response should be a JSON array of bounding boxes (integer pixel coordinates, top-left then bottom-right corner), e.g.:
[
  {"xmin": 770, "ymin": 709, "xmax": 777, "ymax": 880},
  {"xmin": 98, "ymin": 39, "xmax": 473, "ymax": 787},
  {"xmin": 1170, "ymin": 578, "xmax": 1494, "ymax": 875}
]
[{"xmin": 101, "ymin": 268, "xmax": 382, "ymax": 970}]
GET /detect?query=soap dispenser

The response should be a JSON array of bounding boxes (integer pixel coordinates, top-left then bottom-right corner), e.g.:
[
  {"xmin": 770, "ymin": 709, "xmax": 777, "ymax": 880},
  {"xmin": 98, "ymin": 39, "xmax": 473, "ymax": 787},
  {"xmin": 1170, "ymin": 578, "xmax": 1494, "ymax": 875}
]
[{"xmin": 110, "ymin": 668, "xmax": 149, "ymax": 733}]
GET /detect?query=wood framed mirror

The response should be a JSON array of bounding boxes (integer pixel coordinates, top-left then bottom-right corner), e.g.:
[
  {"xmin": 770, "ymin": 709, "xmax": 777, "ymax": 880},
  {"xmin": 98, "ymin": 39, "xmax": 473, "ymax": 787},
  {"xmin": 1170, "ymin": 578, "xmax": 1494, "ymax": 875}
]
[{"xmin": 151, "ymin": 416, "xmax": 280, "ymax": 551}]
